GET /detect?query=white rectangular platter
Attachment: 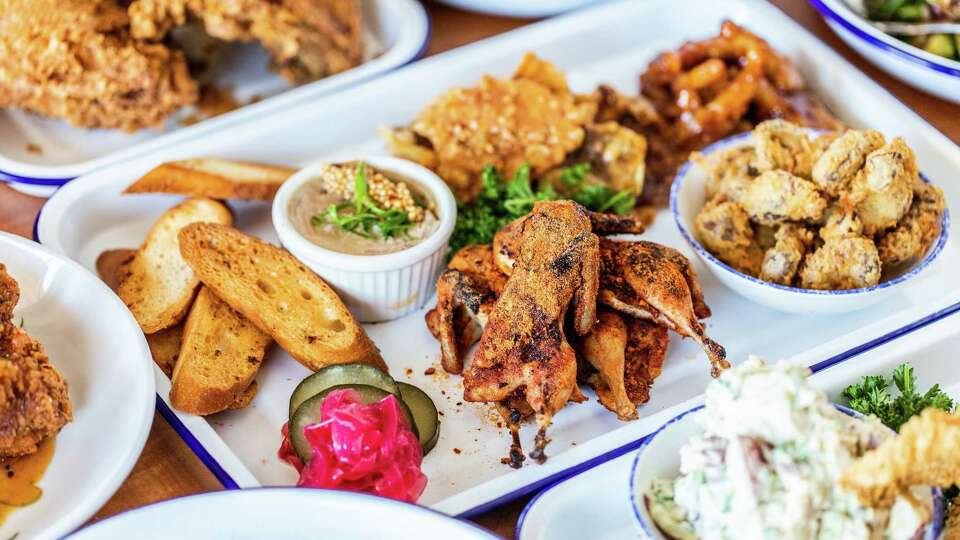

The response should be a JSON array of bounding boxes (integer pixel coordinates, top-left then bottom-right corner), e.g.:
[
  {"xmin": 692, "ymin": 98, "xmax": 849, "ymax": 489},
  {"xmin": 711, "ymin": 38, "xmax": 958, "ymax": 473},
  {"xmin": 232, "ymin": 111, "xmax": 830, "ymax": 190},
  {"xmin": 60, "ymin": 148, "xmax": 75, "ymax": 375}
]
[
  {"xmin": 34, "ymin": 0, "xmax": 960, "ymax": 517},
  {"xmin": 516, "ymin": 306, "xmax": 960, "ymax": 540},
  {"xmin": 0, "ymin": 0, "xmax": 427, "ymax": 184}
]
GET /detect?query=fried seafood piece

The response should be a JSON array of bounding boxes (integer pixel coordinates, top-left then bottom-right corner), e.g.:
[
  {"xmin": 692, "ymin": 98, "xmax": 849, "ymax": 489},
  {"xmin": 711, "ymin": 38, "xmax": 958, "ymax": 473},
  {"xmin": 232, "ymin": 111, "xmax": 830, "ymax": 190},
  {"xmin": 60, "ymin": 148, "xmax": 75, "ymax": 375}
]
[
  {"xmin": 819, "ymin": 206, "xmax": 864, "ymax": 242},
  {"xmin": 849, "ymin": 137, "xmax": 917, "ymax": 236},
  {"xmin": 799, "ymin": 235, "xmax": 881, "ymax": 290},
  {"xmin": 840, "ymin": 408, "xmax": 960, "ymax": 509},
  {"xmin": 597, "ymin": 239, "xmax": 727, "ymax": 378},
  {"xmin": 575, "ymin": 310, "xmax": 669, "ymax": 421},
  {"xmin": 877, "ymin": 181, "xmax": 946, "ymax": 267},
  {"xmin": 0, "ymin": 265, "xmax": 73, "ymax": 458},
  {"xmin": 811, "ymin": 129, "xmax": 885, "ymax": 196},
  {"xmin": 425, "ymin": 245, "xmax": 505, "ymax": 374},
  {"xmin": 694, "ymin": 197, "xmax": 763, "ymax": 276},
  {"xmin": 741, "ymin": 170, "xmax": 827, "ymax": 226},
  {"xmin": 464, "ymin": 201, "xmax": 600, "ymax": 463},
  {"xmin": 752, "ymin": 119, "xmax": 818, "ymax": 177},
  {"xmin": 385, "ymin": 53, "xmax": 597, "ymax": 201},
  {"xmin": 760, "ymin": 224, "xmax": 814, "ymax": 286},
  {"xmin": 696, "ymin": 146, "xmax": 758, "ymax": 204},
  {"xmin": 0, "ymin": 0, "xmax": 197, "ymax": 131},
  {"xmin": 129, "ymin": 0, "xmax": 363, "ymax": 83}
]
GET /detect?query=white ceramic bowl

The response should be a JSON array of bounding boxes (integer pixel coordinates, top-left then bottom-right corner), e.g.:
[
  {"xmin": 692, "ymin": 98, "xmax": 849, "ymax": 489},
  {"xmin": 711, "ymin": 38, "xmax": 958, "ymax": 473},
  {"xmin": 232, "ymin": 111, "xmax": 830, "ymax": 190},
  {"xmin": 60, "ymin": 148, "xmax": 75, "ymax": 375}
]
[
  {"xmin": 670, "ymin": 132, "xmax": 950, "ymax": 315},
  {"xmin": 810, "ymin": 0, "xmax": 960, "ymax": 104},
  {"xmin": 629, "ymin": 404, "xmax": 944, "ymax": 540},
  {"xmin": 273, "ymin": 156, "xmax": 456, "ymax": 322}
]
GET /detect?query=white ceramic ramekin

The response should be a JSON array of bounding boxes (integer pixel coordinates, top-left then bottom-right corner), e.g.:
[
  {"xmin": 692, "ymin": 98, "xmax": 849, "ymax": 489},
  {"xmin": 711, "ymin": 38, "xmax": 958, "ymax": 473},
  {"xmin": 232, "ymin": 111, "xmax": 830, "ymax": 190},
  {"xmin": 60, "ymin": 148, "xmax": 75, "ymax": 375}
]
[{"xmin": 273, "ymin": 156, "xmax": 456, "ymax": 322}]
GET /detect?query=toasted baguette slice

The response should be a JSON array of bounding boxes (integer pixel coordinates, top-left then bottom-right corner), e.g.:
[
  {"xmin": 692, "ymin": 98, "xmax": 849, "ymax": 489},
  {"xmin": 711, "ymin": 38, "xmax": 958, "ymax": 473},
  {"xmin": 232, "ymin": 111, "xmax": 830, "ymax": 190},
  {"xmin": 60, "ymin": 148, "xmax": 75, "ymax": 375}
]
[
  {"xmin": 229, "ymin": 381, "xmax": 259, "ymax": 410},
  {"xmin": 96, "ymin": 248, "xmax": 136, "ymax": 292},
  {"xmin": 118, "ymin": 198, "xmax": 233, "ymax": 333},
  {"xmin": 125, "ymin": 159, "xmax": 295, "ymax": 201},
  {"xmin": 178, "ymin": 223, "xmax": 387, "ymax": 372},
  {"xmin": 170, "ymin": 287, "xmax": 272, "ymax": 415},
  {"xmin": 146, "ymin": 324, "xmax": 184, "ymax": 378}
]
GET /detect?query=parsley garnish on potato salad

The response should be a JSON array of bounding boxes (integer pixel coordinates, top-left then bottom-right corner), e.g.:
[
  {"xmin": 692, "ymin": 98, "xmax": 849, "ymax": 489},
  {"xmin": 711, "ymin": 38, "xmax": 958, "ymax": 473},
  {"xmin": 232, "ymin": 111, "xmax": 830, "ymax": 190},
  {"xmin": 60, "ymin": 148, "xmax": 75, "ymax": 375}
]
[
  {"xmin": 842, "ymin": 363, "xmax": 956, "ymax": 432},
  {"xmin": 448, "ymin": 163, "xmax": 636, "ymax": 257}
]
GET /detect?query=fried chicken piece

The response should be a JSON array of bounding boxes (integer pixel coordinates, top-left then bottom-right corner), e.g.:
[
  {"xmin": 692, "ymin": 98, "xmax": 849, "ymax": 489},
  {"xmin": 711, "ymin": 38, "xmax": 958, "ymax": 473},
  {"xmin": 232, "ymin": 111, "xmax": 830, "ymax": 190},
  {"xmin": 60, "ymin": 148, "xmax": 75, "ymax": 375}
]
[
  {"xmin": 696, "ymin": 146, "xmax": 758, "ymax": 204},
  {"xmin": 741, "ymin": 170, "xmax": 827, "ymax": 226},
  {"xmin": 464, "ymin": 201, "xmax": 599, "ymax": 464},
  {"xmin": 760, "ymin": 224, "xmax": 814, "ymax": 286},
  {"xmin": 694, "ymin": 196, "xmax": 763, "ymax": 275},
  {"xmin": 877, "ymin": 181, "xmax": 945, "ymax": 268},
  {"xmin": 840, "ymin": 408, "xmax": 960, "ymax": 509},
  {"xmin": 129, "ymin": 0, "xmax": 363, "ymax": 83},
  {"xmin": 849, "ymin": 137, "xmax": 916, "ymax": 236},
  {"xmin": 0, "ymin": 265, "xmax": 72, "ymax": 459},
  {"xmin": 799, "ymin": 236, "xmax": 881, "ymax": 290},
  {"xmin": 811, "ymin": 129, "xmax": 885, "ymax": 196},
  {"xmin": 385, "ymin": 53, "xmax": 596, "ymax": 201},
  {"xmin": 597, "ymin": 239, "xmax": 727, "ymax": 377},
  {"xmin": 0, "ymin": 0, "xmax": 197, "ymax": 131},
  {"xmin": 752, "ymin": 119, "xmax": 818, "ymax": 178}
]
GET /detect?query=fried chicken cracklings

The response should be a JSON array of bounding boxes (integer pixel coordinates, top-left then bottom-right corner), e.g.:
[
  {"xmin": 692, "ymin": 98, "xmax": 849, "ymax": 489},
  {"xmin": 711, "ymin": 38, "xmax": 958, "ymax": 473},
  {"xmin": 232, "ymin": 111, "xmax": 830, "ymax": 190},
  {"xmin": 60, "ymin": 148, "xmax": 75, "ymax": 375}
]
[
  {"xmin": 128, "ymin": 0, "xmax": 363, "ymax": 84},
  {"xmin": 0, "ymin": 265, "xmax": 72, "ymax": 459},
  {"xmin": 0, "ymin": 0, "xmax": 198, "ymax": 132}
]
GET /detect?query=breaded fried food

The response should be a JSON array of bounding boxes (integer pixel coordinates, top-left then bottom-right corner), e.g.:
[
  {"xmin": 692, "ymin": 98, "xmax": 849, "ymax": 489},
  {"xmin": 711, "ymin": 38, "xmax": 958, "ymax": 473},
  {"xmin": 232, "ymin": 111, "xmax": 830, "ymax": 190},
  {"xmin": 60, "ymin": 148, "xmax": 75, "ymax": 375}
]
[
  {"xmin": 696, "ymin": 146, "xmax": 758, "ymax": 204},
  {"xmin": 741, "ymin": 170, "xmax": 827, "ymax": 226},
  {"xmin": 811, "ymin": 129, "xmax": 885, "ymax": 196},
  {"xmin": 760, "ymin": 224, "xmax": 813, "ymax": 286},
  {"xmin": 800, "ymin": 236, "xmax": 881, "ymax": 290},
  {"xmin": 384, "ymin": 53, "xmax": 597, "ymax": 201},
  {"xmin": 877, "ymin": 181, "xmax": 945, "ymax": 267},
  {"xmin": 0, "ymin": 265, "xmax": 72, "ymax": 458},
  {"xmin": 752, "ymin": 119, "xmax": 817, "ymax": 178},
  {"xmin": 840, "ymin": 408, "xmax": 960, "ymax": 509},
  {"xmin": 850, "ymin": 138, "xmax": 917, "ymax": 236},
  {"xmin": 129, "ymin": 0, "xmax": 363, "ymax": 83},
  {"xmin": 0, "ymin": 0, "xmax": 197, "ymax": 131},
  {"xmin": 694, "ymin": 196, "xmax": 763, "ymax": 275}
]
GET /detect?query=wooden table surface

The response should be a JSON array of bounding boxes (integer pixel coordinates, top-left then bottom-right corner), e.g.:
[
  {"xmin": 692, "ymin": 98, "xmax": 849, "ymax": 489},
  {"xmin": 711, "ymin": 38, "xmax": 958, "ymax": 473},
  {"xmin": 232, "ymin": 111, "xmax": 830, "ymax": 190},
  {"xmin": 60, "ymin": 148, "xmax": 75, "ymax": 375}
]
[{"xmin": 2, "ymin": 1, "xmax": 959, "ymax": 538}]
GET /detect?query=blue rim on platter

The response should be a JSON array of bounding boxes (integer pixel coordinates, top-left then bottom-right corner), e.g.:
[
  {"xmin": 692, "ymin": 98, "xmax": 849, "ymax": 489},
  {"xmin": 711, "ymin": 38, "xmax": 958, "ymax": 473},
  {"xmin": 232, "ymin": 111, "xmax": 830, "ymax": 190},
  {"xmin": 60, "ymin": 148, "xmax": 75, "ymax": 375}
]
[
  {"xmin": 669, "ymin": 131, "xmax": 950, "ymax": 297},
  {"xmin": 628, "ymin": 403, "xmax": 944, "ymax": 539},
  {"xmin": 809, "ymin": 0, "xmax": 960, "ymax": 78}
]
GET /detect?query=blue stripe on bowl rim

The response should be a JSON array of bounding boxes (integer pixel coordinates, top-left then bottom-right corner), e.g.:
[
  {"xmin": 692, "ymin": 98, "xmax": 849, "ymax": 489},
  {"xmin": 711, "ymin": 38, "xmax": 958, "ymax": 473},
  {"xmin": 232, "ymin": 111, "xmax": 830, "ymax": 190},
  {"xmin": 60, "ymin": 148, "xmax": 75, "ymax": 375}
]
[
  {"xmin": 0, "ymin": 169, "xmax": 73, "ymax": 186},
  {"xmin": 627, "ymin": 403, "xmax": 944, "ymax": 539},
  {"xmin": 669, "ymin": 131, "xmax": 951, "ymax": 297},
  {"xmin": 809, "ymin": 0, "xmax": 960, "ymax": 78},
  {"xmin": 516, "ymin": 300, "xmax": 960, "ymax": 538}
]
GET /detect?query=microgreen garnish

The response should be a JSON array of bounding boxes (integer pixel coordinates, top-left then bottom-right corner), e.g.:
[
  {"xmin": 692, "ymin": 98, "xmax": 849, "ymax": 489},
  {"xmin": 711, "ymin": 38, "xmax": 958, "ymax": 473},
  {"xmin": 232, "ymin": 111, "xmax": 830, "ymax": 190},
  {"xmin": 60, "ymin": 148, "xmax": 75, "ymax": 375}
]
[{"xmin": 314, "ymin": 162, "xmax": 414, "ymax": 240}]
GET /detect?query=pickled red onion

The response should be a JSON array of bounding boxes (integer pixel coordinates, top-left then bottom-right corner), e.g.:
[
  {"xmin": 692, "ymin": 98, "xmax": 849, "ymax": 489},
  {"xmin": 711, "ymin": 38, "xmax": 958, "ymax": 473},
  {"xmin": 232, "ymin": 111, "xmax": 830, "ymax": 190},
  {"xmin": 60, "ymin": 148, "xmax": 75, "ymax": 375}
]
[{"xmin": 279, "ymin": 388, "xmax": 427, "ymax": 503}]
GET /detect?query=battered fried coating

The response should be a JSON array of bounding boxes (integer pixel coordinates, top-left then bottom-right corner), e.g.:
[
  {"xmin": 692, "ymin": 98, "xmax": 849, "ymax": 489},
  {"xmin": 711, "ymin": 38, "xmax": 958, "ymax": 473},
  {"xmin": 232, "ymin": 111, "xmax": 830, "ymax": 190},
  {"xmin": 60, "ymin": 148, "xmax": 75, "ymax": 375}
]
[
  {"xmin": 385, "ymin": 53, "xmax": 596, "ymax": 201},
  {"xmin": 752, "ymin": 119, "xmax": 817, "ymax": 177},
  {"xmin": 741, "ymin": 170, "xmax": 827, "ymax": 226},
  {"xmin": 877, "ymin": 181, "xmax": 945, "ymax": 268},
  {"xmin": 760, "ymin": 224, "xmax": 814, "ymax": 285},
  {"xmin": 840, "ymin": 408, "xmax": 960, "ymax": 509},
  {"xmin": 0, "ymin": 0, "xmax": 198, "ymax": 131},
  {"xmin": 811, "ymin": 129, "xmax": 885, "ymax": 196},
  {"xmin": 696, "ymin": 146, "xmax": 758, "ymax": 204},
  {"xmin": 694, "ymin": 196, "xmax": 763, "ymax": 276},
  {"xmin": 566, "ymin": 121, "xmax": 647, "ymax": 196},
  {"xmin": 946, "ymin": 499, "xmax": 960, "ymax": 540},
  {"xmin": 799, "ymin": 236, "xmax": 881, "ymax": 290},
  {"xmin": 819, "ymin": 206, "xmax": 864, "ymax": 242},
  {"xmin": 849, "ymin": 137, "xmax": 916, "ymax": 236}
]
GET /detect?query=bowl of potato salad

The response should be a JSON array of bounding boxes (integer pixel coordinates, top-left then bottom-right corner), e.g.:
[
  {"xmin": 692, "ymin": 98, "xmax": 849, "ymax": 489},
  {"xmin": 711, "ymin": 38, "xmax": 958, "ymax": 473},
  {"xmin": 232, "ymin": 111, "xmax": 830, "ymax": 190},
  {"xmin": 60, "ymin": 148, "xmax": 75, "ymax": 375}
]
[
  {"xmin": 631, "ymin": 357, "xmax": 944, "ymax": 540},
  {"xmin": 670, "ymin": 120, "xmax": 949, "ymax": 314}
]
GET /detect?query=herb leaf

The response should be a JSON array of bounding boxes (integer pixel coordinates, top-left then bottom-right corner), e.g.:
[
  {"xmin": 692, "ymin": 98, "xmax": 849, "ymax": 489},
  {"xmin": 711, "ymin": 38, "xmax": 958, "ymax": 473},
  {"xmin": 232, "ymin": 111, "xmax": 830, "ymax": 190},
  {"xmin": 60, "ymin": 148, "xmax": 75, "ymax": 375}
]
[
  {"xmin": 841, "ymin": 362, "xmax": 956, "ymax": 432},
  {"xmin": 317, "ymin": 163, "xmax": 414, "ymax": 240}
]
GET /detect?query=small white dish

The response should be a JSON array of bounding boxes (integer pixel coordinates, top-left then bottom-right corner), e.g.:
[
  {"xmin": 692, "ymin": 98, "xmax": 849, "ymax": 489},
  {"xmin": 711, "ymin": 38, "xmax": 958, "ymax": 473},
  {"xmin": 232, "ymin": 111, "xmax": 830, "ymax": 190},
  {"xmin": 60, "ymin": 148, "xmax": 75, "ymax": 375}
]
[
  {"xmin": 810, "ymin": 0, "xmax": 960, "ymax": 104},
  {"xmin": 629, "ymin": 404, "xmax": 944, "ymax": 540},
  {"xmin": 66, "ymin": 488, "xmax": 500, "ymax": 539},
  {"xmin": 0, "ymin": 232, "xmax": 155, "ymax": 540},
  {"xmin": 670, "ymin": 132, "xmax": 950, "ymax": 315},
  {"xmin": 273, "ymin": 157, "xmax": 456, "ymax": 322}
]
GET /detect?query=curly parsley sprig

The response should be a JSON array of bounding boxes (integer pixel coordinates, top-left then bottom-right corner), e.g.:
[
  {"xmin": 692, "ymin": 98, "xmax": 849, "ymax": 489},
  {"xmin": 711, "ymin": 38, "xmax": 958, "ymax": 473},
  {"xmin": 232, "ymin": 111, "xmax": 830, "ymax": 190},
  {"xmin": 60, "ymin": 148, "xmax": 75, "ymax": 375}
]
[{"xmin": 842, "ymin": 363, "xmax": 956, "ymax": 432}]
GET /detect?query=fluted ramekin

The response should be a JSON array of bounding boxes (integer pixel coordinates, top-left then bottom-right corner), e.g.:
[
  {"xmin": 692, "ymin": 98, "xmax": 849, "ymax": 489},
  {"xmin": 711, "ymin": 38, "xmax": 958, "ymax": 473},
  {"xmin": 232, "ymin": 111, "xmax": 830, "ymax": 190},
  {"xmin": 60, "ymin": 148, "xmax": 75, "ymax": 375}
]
[{"xmin": 273, "ymin": 156, "xmax": 456, "ymax": 322}]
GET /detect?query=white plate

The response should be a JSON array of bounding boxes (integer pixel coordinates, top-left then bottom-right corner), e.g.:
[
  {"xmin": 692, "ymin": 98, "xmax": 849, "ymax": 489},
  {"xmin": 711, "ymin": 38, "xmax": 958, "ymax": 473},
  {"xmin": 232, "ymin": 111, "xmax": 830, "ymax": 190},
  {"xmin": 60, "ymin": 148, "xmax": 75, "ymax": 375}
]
[
  {"xmin": 34, "ymin": 0, "xmax": 960, "ymax": 517},
  {"xmin": 0, "ymin": 0, "xmax": 428, "ymax": 185},
  {"xmin": 810, "ymin": 0, "xmax": 960, "ymax": 104},
  {"xmin": 436, "ymin": 0, "xmax": 605, "ymax": 18},
  {"xmin": 517, "ymin": 307, "xmax": 960, "ymax": 540},
  {"xmin": 0, "ymin": 233, "xmax": 155, "ymax": 540},
  {"xmin": 67, "ymin": 488, "xmax": 499, "ymax": 539}
]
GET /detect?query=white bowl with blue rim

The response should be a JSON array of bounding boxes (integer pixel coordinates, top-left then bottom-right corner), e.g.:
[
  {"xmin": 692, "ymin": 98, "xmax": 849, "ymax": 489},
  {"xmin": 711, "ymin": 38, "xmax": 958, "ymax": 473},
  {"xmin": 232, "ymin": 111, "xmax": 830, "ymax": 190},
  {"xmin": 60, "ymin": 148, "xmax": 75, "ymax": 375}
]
[
  {"xmin": 810, "ymin": 0, "xmax": 960, "ymax": 104},
  {"xmin": 628, "ymin": 403, "xmax": 945, "ymax": 540},
  {"xmin": 670, "ymin": 131, "xmax": 950, "ymax": 316}
]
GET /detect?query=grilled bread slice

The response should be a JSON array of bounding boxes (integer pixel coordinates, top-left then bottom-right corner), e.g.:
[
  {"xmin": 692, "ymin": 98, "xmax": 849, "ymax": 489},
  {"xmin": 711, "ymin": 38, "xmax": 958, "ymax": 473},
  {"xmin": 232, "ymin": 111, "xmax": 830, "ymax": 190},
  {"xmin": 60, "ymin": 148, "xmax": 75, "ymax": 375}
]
[
  {"xmin": 170, "ymin": 286, "xmax": 272, "ymax": 415},
  {"xmin": 178, "ymin": 223, "xmax": 387, "ymax": 372},
  {"xmin": 125, "ymin": 159, "xmax": 295, "ymax": 201},
  {"xmin": 229, "ymin": 381, "xmax": 259, "ymax": 410},
  {"xmin": 118, "ymin": 198, "xmax": 233, "ymax": 333},
  {"xmin": 96, "ymin": 248, "xmax": 136, "ymax": 292}
]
